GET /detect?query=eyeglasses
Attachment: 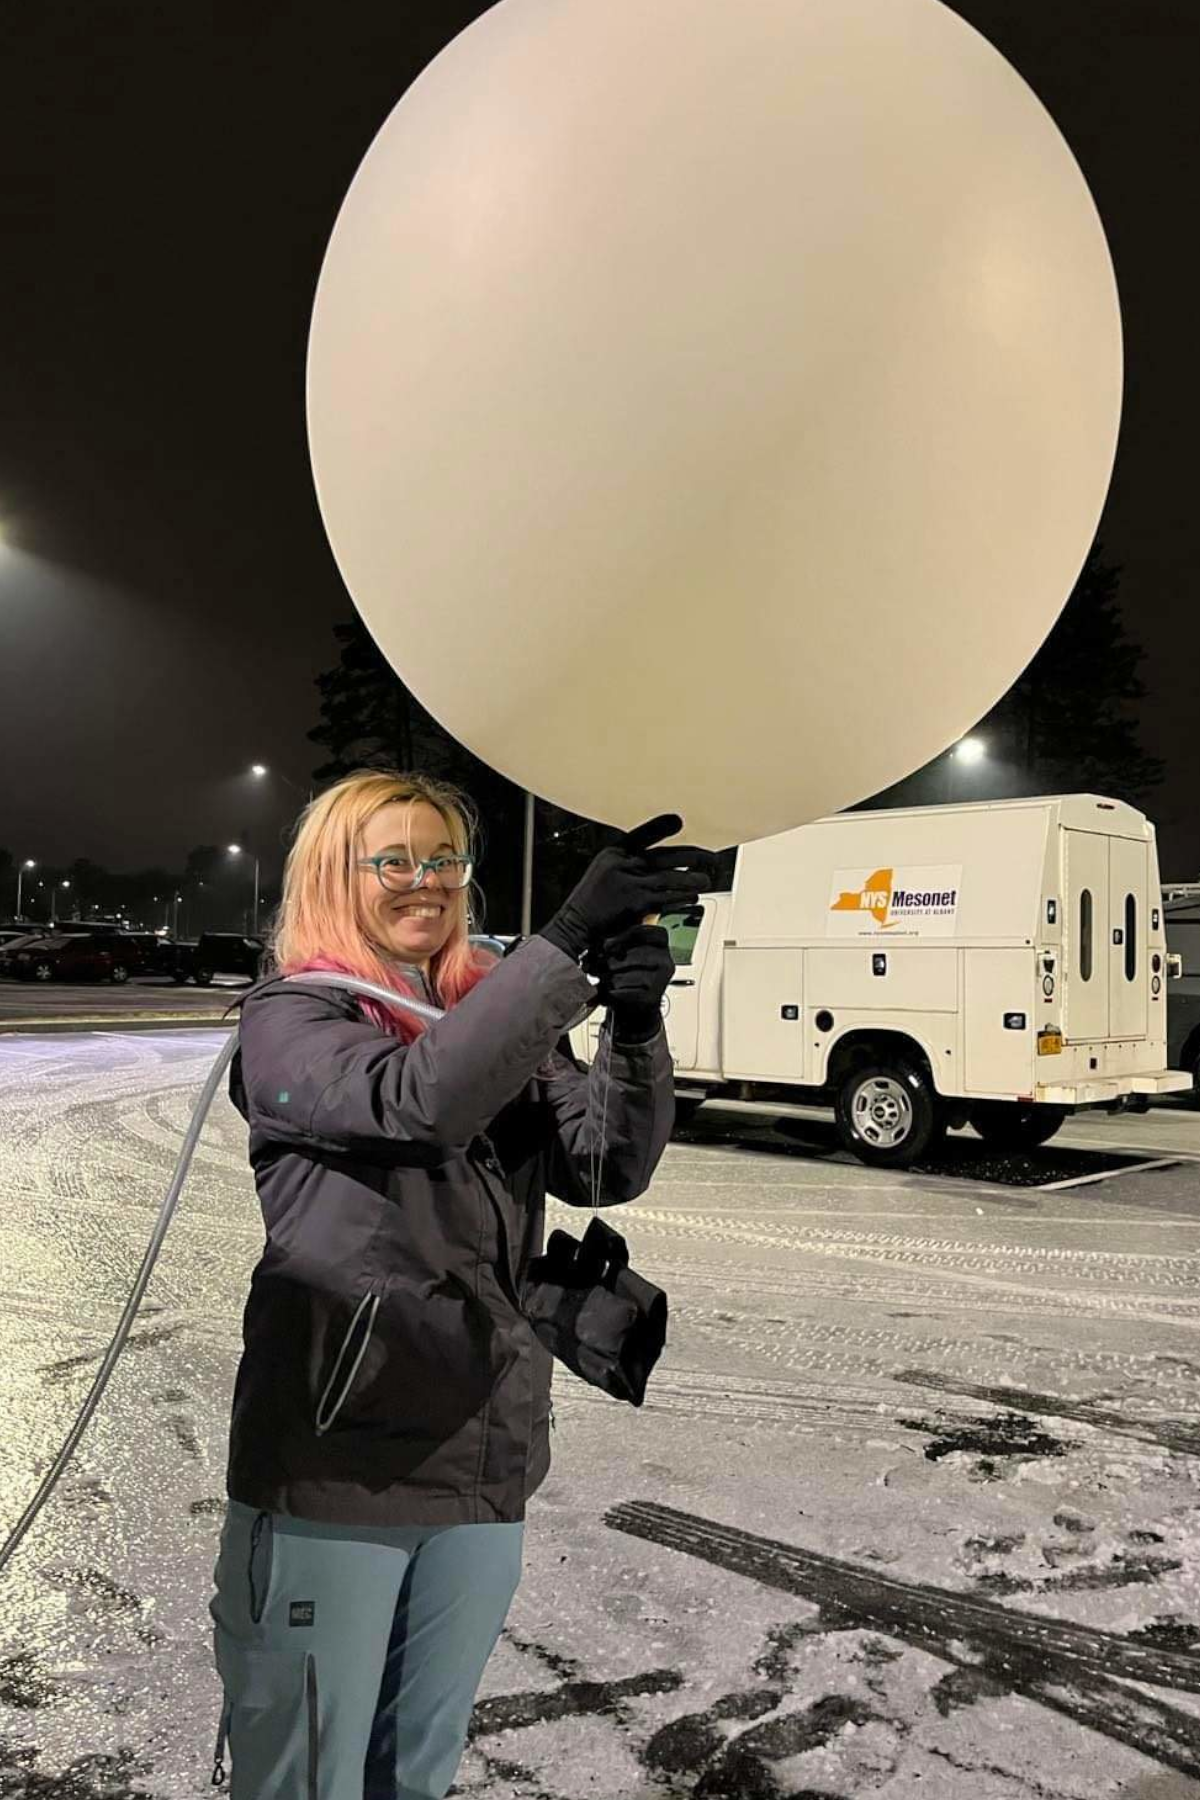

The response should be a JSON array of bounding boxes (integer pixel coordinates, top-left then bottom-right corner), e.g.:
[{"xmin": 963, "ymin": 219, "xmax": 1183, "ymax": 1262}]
[{"xmin": 356, "ymin": 853, "xmax": 474, "ymax": 892}]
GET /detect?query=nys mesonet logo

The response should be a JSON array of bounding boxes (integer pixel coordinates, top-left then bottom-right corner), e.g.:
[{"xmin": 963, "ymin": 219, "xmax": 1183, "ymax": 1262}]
[{"xmin": 829, "ymin": 866, "xmax": 961, "ymax": 933}]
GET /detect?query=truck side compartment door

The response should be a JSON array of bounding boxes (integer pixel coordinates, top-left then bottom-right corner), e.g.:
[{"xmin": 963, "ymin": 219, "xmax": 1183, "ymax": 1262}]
[
  {"xmin": 723, "ymin": 946, "xmax": 806, "ymax": 1081},
  {"xmin": 964, "ymin": 949, "xmax": 1036, "ymax": 1095}
]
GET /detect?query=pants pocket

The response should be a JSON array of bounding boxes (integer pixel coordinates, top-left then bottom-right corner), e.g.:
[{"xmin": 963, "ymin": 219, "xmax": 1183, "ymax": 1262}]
[
  {"xmin": 247, "ymin": 1509, "xmax": 274, "ymax": 1624},
  {"xmin": 213, "ymin": 1634, "xmax": 318, "ymax": 1799}
]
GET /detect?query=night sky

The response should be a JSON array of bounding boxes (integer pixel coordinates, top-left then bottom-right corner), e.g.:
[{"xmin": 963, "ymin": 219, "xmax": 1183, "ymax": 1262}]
[{"xmin": 1, "ymin": 1, "xmax": 1196, "ymax": 885}]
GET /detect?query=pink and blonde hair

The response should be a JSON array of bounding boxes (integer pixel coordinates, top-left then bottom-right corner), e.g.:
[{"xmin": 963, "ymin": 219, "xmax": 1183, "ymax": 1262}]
[{"xmin": 262, "ymin": 768, "xmax": 498, "ymax": 1042}]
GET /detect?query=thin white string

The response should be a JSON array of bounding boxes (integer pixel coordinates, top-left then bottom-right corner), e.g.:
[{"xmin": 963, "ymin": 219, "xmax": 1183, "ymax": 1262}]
[{"xmin": 588, "ymin": 1008, "xmax": 615, "ymax": 1212}]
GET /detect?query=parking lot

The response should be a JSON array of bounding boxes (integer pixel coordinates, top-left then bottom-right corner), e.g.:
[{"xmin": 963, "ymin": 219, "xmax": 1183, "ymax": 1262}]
[
  {"xmin": 0, "ymin": 974, "xmax": 249, "ymax": 1032},
  {"xmin": 0, "ymin": 1020, "xmax": 1196, "ymax": 1800}
]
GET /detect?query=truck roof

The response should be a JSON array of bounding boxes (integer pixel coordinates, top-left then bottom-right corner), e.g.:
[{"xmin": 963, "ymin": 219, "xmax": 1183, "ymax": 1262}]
[{"xmin": 820, "ymin": 794, "xmax": 1146, "ymax": 832}]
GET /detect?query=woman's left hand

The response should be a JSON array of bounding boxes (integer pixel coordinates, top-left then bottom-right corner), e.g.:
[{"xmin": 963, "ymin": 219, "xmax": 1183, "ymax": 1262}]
[{"xmin": 583, "ymin": 923, "xmax": 674, "ymax": 1039}]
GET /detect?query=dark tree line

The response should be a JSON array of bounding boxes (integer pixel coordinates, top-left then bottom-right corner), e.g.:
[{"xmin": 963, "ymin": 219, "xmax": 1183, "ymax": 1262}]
[
  {"xmin": 303, "ymin": 538, "xmax": 1159, "ymax": 913},
  {"xmin": 3, "ymin": 539, "xmax": 1160, "ymax": 932},
  {"xmin": 0, "ymin": 846, "xmax": 265, "ymax": 936}
]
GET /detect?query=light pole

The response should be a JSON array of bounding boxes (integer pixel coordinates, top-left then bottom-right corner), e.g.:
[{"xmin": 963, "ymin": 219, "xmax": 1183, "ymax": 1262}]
[
  {"xmin": 228, "ymin": 845, "xmax": 261, "ymax": 935},
  {"xmin": 521, "ymin": 792, "xmax": 535, "ymax": 936},
  {"xmin": 15, "ymin": 859, "xmax": 35, "ymax": 920},
  {"xmin": 181, "ymin": 881, "xmax": 205, "ymax": 939},
  {"xmin": 50, "ymin": 879, "xmax": 70, "ymax": 925}
]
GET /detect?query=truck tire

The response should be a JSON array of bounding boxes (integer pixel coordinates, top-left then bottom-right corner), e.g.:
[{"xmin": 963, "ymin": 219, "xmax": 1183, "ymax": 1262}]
[
  {"xmin": 673, "ymin": 1097, "xmax": 704, "ymax": 1129},
  {"xmin": 835, "ymin": 1060, "xmax": 945, "ymax": 1168},
  {"xmin": 172, "ymin": 971, "xmax": 190, "ymax": 985},
  {"xmin": 193, "ymin": 968, "xmax": 214, "ymax": 987},
  {"xmin": 970, "ymin": 1101, "xmax": 1066, "ymax": 1150},
  {"xmin": 1184, "ymin": 1048, "xmax": 1200, "ymax": 1111}
]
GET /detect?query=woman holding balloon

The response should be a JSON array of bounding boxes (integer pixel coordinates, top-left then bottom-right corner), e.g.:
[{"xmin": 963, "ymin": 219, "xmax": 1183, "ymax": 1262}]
[
  {"xmin": 217, "ymin": 0, "xmax": 1124, "ymax": 1784},
  {"xmin": 208, "ymin": 768, "xmax": 714, "ymax": 1796}
]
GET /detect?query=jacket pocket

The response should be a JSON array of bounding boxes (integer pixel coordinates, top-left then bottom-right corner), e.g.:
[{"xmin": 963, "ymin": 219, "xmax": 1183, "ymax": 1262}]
[
  {"xmin": 312, "ymin": 1270, "xmax": 499, "ymax": 1447},
  {"xmin": 314, "ymin": 1284, "xmax": 382, "ymax": 1436}
]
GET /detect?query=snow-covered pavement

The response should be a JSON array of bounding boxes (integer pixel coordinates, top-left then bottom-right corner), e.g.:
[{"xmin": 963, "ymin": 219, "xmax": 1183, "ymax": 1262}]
[{"xmin": 0, "ymin": 1028, "xmax": 1196, "ymax": 1799}]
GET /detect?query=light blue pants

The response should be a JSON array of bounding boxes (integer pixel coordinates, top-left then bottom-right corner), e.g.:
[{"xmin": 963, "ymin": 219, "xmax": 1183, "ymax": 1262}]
[{"xmin": 209, "ymin": 1498, "xmax": 524, "ymax": 1799}]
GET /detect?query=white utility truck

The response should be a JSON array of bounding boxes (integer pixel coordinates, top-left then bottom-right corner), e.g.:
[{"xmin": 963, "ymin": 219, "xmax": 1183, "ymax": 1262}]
[{"xmin": 569, "ymin": 795, "xmax": 1190, "ymax": 1167}]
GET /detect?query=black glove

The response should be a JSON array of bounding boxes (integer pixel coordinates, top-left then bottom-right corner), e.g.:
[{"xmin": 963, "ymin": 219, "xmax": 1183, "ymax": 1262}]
[
  {"xmin": 582, "ymin": 922, "xmax": 674, "ymax": 1042},
  {"xmin": 536, "ymin": 814, "xmax": 717, "ymax": 963}
]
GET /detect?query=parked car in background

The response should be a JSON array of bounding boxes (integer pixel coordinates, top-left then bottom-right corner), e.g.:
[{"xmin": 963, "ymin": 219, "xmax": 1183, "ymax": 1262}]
[
  {"xmin": 8, "ymin": 932, "xmax": 152, "ymax": 984},
  {"xmin": 0, "ymin": 930, "xmax": 67, "ymax": 969},
  {"xmin": 118, "ymin": 931, "xmax": 179, "ymax": 978},
  {"xmin": 1164, "ymin": 886, "xmax": 1200, "ymax": 1106},
  {"xmin": 46, "ymin": 918, "xmax": 129, "ymax": 932},
  {"xmin": 171, "ymin": 933, "xmax": 265, "ymax": 986}
]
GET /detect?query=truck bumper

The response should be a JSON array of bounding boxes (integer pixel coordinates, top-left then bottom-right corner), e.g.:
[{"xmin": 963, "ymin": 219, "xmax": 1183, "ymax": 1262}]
[{"xmin": 1037, "ymin": 1070, "xmax": 1193, "ymax": 1105}]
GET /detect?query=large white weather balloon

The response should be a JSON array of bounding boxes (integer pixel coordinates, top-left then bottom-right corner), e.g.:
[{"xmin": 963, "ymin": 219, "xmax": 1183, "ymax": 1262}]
[{"xmin": 307, "ymin": 0, "xmax": 1121, "ymax": 850}]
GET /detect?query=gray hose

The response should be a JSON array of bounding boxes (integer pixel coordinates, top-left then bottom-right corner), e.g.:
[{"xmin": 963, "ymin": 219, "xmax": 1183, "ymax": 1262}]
[{"xmin": 0, "ymin": 951, "xmax": 601, "ymax": 1576}]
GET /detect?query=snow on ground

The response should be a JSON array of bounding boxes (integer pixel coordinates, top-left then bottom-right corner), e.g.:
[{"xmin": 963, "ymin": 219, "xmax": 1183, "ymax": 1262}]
[{"xmin": 0, "ymin": 1029, "xmax": 1196, "ymax": 1798}]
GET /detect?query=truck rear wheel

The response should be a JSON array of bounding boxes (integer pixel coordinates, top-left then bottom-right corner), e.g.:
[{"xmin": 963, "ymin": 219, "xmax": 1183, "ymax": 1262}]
[
  {"xmin": 1186, "ymin": 1049, "xmax": 1200, "ymax": 1111},
  {"xmin": 835, "ymin": 1061, "xmax": 944, "ymax": 1168},
  {"xmin": 970, "ymin": 1101, "xmax": 1066, "ymax": 1150},
  {"xmin": 672, "ymin": 1097, "xmax": 704, "ymax": 1129}
]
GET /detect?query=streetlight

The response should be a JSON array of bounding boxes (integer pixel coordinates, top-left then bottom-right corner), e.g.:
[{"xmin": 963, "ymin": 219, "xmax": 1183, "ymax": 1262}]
[
  {"xmin": 228, "ymin": 844, "xmax": 261, "ymax": 935},
  {"xmin": 937, "ymin": 735, "xmax": 987, "ymax": 804},
  {"xmin": 14, "ymin": 858, "xmax": 35, "ymax": 919},
  {"xmin": 50, "ymin": 878, "xmax": 70, "ymax": 926},
  {"xmin": 249, "ymin": 762, "xmax": 313, "ymax": 805}
]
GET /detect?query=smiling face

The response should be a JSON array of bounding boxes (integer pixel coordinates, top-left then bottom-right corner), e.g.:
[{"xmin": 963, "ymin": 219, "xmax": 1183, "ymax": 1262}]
[{"xmin": 357, "ymin": 798, "xmax": 465, "ymax": 971}]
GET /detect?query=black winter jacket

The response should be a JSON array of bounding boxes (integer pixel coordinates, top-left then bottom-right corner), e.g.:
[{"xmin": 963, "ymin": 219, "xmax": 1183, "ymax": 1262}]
[{"xmin": 223, "ymin": 932, "xmax": 674, "ymax": 1526}]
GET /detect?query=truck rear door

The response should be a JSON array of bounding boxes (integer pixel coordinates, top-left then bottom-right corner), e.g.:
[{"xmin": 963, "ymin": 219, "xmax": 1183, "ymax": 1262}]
[
  {"xmin": 1108, "ymin": 836, "xmax": 1148, "ymax": 1039},
  {"xmin": 1063, "ymin": 830, "xmax": 1149, "ymax": 1042},
  {"xmin": 1063, "ymin": 830, "xmax": 1110, "ymax": 1041}
]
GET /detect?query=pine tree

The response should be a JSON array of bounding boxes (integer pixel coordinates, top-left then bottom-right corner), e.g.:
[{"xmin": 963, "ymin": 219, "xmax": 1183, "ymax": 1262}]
[
  {"xmin": 993, "ymin": 541, "xmax": 1164, "ymax": 798},
  {"xmin": 865, "ymin": 540, "xmax": 1164, "ymax": 810},
  {"xmin": 306, "ymin": 618, "xmax": 534, "ymax": 928}
]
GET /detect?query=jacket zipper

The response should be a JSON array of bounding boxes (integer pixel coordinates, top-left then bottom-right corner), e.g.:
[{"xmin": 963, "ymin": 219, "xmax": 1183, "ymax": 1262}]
[
  {"xmin": 314, "ymin": 1287, "xmax": 381, "ymax": 1434},
  {"xmin": 474, "ymin": 1140, "xmax": 526, "ymax": 1314},
  {"xmin": 210, "ymin": 1694, "xmax": 231, "ymax": 1786}
]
